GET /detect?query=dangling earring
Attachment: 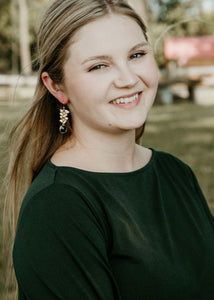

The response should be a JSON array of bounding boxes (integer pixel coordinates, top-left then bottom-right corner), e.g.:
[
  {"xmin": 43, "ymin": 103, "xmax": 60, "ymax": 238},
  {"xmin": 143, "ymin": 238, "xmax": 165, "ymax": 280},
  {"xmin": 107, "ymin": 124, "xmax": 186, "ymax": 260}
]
[{"xmin": 59, "ymin": 105, "xmax": 69, "ymax": 134}]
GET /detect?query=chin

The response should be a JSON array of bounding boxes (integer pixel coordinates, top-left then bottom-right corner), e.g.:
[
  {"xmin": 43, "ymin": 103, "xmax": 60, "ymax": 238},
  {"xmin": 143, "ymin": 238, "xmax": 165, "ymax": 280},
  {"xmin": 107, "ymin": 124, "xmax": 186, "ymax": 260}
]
[
  {"xmin": 119, "ymin": 121, "xmax": 146, "ymax": 131},
  {"xmin": 124, "ymin": 117, "xmax": 147, "ymax": 130}
]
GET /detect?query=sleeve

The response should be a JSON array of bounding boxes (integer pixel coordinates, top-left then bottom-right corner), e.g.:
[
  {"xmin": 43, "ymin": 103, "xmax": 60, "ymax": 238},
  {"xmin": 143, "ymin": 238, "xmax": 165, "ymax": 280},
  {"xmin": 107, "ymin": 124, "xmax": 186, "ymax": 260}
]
[{"xmin": 13, "ymin": 184, "xmax": 120, "ymax": 300}]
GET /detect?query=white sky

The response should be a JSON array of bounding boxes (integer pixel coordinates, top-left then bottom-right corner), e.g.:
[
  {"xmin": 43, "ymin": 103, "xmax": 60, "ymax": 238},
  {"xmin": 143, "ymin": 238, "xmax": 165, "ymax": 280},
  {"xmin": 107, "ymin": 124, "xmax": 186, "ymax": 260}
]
[{"xmin": 202, "ymin": 0, "xmax": 214, "ymax": 12}]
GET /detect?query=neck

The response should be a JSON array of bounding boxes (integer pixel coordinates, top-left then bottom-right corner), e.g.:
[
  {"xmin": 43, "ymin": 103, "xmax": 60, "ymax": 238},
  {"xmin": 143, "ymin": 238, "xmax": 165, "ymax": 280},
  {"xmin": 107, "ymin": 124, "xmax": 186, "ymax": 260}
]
[
  {"xmin": 76, "ymin": 128, "xmax": 138, "ymax": 171},
  {"xmin": 54, "ymin": 126, "xmax": 150, "ymax": 173}
]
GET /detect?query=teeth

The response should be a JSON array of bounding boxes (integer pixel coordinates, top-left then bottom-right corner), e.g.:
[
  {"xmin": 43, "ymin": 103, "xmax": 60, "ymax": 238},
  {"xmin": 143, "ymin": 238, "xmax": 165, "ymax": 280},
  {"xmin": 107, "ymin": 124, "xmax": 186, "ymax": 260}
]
[{"xmin": 112, "ymin": 93, "xmax": 139, "ymax": 104}]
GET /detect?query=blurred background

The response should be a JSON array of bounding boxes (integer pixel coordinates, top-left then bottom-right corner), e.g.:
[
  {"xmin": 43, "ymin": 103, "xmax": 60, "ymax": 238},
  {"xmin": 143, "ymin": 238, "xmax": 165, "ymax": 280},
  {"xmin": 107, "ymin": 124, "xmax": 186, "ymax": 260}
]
[{"xmin": 0, "ymin": 0, "xmax": 214, "ymax": 298}]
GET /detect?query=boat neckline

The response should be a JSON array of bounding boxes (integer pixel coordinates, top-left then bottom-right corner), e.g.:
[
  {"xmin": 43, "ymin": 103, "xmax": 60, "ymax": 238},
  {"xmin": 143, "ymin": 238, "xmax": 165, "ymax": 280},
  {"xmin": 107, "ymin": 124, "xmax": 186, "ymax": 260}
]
[{"xmin": 48, "ymin": 148, "xmax": 156, "ymax": 176}]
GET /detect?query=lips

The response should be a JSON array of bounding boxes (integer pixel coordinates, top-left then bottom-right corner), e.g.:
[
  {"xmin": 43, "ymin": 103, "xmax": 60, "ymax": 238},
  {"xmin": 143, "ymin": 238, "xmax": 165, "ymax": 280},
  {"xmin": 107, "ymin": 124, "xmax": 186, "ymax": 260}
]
[
  {"xmin": 110, "ymin": 92, "xmax": 142, "ymax": 108},
  {"xmin": 111, "ymin": 92, "xmax": 139, "ymax": 104}
]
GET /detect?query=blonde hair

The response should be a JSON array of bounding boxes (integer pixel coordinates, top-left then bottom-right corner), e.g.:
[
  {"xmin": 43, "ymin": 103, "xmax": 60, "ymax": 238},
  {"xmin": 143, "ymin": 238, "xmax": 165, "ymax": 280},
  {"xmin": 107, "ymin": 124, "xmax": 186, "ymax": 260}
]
[{"xmin": 3, "ymin": 0, "xmax": 147, "ymax": 295}]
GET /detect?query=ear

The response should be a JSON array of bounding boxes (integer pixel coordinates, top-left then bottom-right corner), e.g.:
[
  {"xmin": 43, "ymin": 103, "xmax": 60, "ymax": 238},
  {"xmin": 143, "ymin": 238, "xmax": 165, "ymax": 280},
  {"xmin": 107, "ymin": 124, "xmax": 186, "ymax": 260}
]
[{"xmin": 41, "ymin": 72, "xmax": 69, "ymax": 104}]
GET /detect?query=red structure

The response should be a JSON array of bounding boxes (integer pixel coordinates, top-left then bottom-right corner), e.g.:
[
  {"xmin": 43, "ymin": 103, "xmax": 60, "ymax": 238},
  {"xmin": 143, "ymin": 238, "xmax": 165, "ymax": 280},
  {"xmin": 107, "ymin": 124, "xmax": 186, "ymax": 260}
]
[{"xmin": 164, "ymin": 36, "xmax": 214, "ymax": 66}]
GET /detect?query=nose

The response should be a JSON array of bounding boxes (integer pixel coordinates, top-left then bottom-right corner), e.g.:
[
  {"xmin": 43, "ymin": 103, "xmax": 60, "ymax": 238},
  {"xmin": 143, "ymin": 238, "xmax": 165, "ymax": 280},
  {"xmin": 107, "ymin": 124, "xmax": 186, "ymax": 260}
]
[{"xmin": 113, "ymin": 64, "xmax": 139, "ymax": 88}]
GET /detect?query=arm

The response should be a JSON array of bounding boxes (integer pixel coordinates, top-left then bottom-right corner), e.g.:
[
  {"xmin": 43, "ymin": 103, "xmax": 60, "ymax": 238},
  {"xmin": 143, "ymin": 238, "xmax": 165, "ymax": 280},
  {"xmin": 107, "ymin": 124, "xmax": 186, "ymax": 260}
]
[{"xmin": 13, "ymin": 184, "xmax": 120, "ymax": 300}]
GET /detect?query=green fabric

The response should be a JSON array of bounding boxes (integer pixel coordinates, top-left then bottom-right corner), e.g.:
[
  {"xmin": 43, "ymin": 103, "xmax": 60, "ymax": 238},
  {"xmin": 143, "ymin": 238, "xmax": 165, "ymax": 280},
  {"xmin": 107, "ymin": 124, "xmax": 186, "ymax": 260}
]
[{"xmin": 13, "ymin": 149, "xmax": 214, "ymax": 299}]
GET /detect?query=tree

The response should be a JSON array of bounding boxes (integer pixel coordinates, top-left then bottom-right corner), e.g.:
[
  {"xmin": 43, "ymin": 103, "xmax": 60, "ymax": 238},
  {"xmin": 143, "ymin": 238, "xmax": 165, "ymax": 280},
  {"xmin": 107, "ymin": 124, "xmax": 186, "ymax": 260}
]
[
  {"xmin": 18, "ymin": 0, "xmax": 32, "ymax": 74},
  {"xmin": 11, "ymin": 0, "xmax": 19, "ymax": 73},
  {"xmin": 0, "ymin": 0, "xmax": 13, "ymax": 73}
]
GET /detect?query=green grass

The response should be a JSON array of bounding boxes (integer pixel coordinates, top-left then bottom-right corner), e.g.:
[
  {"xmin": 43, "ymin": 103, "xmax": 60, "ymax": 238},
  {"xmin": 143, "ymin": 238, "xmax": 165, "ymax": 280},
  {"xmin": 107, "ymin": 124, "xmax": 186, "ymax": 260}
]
[{"xmin": 0, "ymin": 101, "xmax": 214, "ymax": 298}]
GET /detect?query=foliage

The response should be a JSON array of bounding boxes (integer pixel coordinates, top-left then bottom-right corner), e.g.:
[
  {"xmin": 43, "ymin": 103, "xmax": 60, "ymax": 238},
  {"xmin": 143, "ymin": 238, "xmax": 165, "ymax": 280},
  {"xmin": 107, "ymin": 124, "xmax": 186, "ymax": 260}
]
[
  {"xmin": 0, "ymin": 2, "xmax": 13, "ymax": 72},
  {"xmin": 0, "ymin": 0, "xmax": 49, "ymax": 74},
  {"xmin": 147, "ymin": 0, "xmax": 214, "ymax": 67}
]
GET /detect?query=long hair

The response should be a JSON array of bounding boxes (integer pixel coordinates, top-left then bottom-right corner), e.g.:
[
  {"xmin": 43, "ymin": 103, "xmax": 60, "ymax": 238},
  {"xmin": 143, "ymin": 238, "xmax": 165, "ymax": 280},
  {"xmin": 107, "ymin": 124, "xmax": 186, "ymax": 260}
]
[{"xmin": 3, "ymin": 0, "xmax": 148, "ymax": 295}]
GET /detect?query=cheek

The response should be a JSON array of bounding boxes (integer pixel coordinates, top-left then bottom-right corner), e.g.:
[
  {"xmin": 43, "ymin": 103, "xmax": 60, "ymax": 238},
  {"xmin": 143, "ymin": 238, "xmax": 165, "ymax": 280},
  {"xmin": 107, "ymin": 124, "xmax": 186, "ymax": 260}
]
[
  {"xmin": 65, "ymin": 81, "xmax": 94, "ymax": 110},
  {"xmin": 139, "ymin": 56, "xmax": 159, "ymax": 87},
  {"xmin": 68, "ymin": 75, "xmax": 106, "ymax": 99},
  {"xmin": 148, "ymin": 58, "xmax": 159, "ymax": 86},
  {"xmin": 132, "ymin": 67, "xmax": 154, "ymax": 89}
]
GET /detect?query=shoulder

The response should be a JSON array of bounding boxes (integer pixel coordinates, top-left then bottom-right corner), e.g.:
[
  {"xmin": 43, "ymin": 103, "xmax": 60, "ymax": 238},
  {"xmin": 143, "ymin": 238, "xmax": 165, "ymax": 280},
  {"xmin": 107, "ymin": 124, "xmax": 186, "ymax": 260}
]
[
  {"xmin": 152, "ymin": 149, "xmax": 196, "ymax": 186},
  {"xmin": 17, "ymin": 183, "xmax": 87, "ymax": 228},
  {"xmin": 140, "ymin": 147, "xmax": 192, "ymax": 175},
  {"xmin": 153, "ymin": 149, "xmax": 190, "ymax": 171},
  {"xmin": 17, "ymin": 174, "xmax": 110, "ymax": 240},
  {"xmin": 19, "ymin": 159, "xmax": 92, "ymax": 218},
  {"xmin": 17, "ymin": 158, "xmax": 111, "ymax": 236},
  {"xmin": 15, "ymin": 181, "xmax": 111, "ymax": 254}
]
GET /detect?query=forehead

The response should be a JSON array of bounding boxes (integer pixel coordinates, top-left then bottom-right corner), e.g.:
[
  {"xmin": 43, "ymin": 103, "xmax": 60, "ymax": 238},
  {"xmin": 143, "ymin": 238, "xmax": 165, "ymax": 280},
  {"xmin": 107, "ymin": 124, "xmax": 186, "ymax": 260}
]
[{"xmin": 68, "ymin": 14, "xmax": 146, "ymax": 58}]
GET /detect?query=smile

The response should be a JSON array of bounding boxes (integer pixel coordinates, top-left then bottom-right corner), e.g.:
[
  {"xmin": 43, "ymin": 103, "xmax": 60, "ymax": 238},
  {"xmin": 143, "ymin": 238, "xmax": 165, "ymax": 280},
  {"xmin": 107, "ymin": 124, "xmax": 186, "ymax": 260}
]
[{"xmin": 111, "ymin": 93, "xmax": 139, "ymax": 104}]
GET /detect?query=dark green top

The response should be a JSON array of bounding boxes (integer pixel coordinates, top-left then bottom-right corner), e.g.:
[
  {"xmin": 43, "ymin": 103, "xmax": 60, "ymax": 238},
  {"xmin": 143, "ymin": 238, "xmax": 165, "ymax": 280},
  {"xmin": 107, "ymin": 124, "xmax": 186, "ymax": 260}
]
[{"xmin": 13, "ymin": 149, "xmax": 214, "ymax": 300}]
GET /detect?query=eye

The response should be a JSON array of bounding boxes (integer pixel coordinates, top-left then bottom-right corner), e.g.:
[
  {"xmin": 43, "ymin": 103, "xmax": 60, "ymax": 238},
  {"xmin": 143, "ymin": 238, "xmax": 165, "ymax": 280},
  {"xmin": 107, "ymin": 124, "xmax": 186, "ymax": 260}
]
[
  {"xmin": 130, "ymin": 52, "xmax": 147, "ymax": 60},
  {"xmin": 88, "ymin": 64, "xmax": 106, "ymax": 72}
]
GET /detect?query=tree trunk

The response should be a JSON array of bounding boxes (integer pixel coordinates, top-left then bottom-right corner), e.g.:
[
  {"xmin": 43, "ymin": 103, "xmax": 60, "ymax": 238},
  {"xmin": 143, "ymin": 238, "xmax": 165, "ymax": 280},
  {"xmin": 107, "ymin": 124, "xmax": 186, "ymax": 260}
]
[
  {"xmin": 127, "ymin": 0, "xmax": 148, "ymax": 24},
  {"xmin": 18, "ymin": 0, "xmax": 32, "ymax": 75},
  {"xmin": 11, "ymin": 0, "xmax": 19, "ymax": 73}
]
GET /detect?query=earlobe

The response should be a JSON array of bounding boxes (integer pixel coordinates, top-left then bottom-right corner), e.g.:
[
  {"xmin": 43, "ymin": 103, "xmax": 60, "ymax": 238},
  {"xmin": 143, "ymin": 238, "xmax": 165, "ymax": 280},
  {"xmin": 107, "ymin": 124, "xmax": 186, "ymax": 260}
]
[{"xmin": 41, "ymin": 72, "xmax": 69, "ymax": 104}]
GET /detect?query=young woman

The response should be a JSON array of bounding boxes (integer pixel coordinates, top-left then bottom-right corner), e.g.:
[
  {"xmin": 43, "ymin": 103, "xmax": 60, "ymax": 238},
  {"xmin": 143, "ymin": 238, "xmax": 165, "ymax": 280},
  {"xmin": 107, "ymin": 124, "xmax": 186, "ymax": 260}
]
[{"xmin": 4, "ymin": 0, "xmax": 214, "ymax": 299}]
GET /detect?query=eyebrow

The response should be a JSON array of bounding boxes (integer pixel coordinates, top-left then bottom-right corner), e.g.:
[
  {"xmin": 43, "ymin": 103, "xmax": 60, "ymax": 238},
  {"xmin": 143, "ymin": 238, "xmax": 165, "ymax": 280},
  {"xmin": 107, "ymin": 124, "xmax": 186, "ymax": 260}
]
[
  {"xmin": 131, "ymin": 42, "xmax": 149, "ymax": 52},
  {"xmin": 82, "ymin": 55, "xmax": 111, "ymax": 65},
  {"xmin": 81, "ymin": 41, "xmax": 149, "ymax": 65}
]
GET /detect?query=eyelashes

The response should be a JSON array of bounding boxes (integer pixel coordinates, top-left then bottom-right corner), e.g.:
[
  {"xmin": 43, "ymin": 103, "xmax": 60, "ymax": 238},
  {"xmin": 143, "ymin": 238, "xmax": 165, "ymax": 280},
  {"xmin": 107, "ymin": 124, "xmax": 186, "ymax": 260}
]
[
  {"xmin": 89, "ymin": 64, "xmax": 106, "ymax": 72},
  {"xmin": 130, "ymin": 51, "xmax": 147, "ymax": 60},
  {"xmin": 88, "ymin": 51, "xmax": 148, "ymax": 72}
]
